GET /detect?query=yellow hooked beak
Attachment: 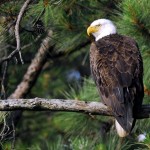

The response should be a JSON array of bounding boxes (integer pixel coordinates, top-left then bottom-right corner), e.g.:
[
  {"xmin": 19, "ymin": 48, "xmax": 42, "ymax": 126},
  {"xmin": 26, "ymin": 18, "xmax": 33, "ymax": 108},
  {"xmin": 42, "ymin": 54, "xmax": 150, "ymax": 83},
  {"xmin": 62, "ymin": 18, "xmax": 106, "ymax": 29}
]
[{"xmin": 87, "ymin": 26, "xmax": 100, "ymax": 36}]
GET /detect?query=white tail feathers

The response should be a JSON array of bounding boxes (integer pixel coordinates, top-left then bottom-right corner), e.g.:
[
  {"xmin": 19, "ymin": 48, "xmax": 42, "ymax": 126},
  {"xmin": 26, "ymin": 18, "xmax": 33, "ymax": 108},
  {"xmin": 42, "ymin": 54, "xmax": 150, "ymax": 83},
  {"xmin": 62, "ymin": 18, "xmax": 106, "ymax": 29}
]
[{"xmin": 115, "ymin": 120, "xmax": 129, "ymax": 137}]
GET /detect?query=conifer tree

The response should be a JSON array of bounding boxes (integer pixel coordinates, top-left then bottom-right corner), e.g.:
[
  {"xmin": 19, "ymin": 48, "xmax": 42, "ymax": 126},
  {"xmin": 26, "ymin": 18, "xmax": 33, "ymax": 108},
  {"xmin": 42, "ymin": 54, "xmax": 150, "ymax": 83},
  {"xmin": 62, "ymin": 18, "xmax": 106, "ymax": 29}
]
[{"xmin": 0, "ymin": 0, "xmax": 149, "ymax": 149}]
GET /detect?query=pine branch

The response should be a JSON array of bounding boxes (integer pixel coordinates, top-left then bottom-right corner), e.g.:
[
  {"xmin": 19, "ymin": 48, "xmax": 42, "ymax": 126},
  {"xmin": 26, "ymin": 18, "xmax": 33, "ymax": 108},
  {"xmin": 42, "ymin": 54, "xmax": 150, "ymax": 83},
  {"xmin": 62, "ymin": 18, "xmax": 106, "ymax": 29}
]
[{"xmin": 0, "ymin": 98, "xmax": 149, "ymax": 119}]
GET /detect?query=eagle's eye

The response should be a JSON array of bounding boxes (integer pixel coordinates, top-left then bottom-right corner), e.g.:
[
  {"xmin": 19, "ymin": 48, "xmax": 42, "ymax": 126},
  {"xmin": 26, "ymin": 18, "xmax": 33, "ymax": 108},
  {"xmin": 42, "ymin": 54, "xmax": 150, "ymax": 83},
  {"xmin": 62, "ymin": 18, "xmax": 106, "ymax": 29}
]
[{"xmin": 96, "ymin": 24, "xmax": 101, "ymax": 27}]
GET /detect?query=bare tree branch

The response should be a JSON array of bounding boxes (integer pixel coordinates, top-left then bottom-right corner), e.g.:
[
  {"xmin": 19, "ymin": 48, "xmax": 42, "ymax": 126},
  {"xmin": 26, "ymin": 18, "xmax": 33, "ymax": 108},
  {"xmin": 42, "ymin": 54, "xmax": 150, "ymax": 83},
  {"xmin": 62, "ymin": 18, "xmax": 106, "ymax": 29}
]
[
  {"xmin": 50, "ymin": 39, "xmax": 90, "ymax": 59},
  {"xmin": 0, "ymin": 36, "xmax": 42, "ymax": 64},
  {"xmin": 0, "ymin": 0, "xmax": 32, "ymax": 65},
  {"xmin": 10, "ymin": 30, "xmax": 53, "ymax": 99},
  {"xmin": 15, "ymin": 0, "xmax": 32, "ymax": 64},
  {"xmin": 0, "ymin": 98, "xmax": 149, "ymax": 119},
  {"xmin": 0, "ymin": 50, "xmax": 18, "ymax": 64},
  {"xmin": 0, "ymin": 61, "xmax": 8, "ymax": 99},
  {"xmin": 0, "ymin": 30, "xmax": 54, "ymax": 142}
]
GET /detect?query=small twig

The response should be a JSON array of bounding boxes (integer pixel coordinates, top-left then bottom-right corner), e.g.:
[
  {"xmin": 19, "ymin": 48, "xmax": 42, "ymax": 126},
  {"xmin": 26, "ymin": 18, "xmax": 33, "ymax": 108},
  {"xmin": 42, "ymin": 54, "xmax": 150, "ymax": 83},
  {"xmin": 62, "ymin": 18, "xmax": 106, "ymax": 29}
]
[
  {"xmin": 1, "ymin": 61, "xmax": 8, "ymax": 99},
  {"xmin": 76, "ymin": 2, "xmax": 93, "ymax": 11},
  {"xmin": 11, "ymin": 120, "xmax": 15, "ymax": 150},
  {"xmin": 0, "ymin": 35, "xmax": 42, "ymax": 64},
  {"xmin": 0, "ymin": 113, "xmax": 12, "ymax": 143},
  {"xmin": 21, "ymin": 35, "xmax": 41, "ymax": 50},
  {"xmin": 0, "ymin": 49, "xmax": 19, "ymax": 64},
  {"xmin": 14, "ymin": 0, "xmax": 32, "ymax": 64},
  {"xmin": 0, "ymin": 116, "xmax": 7, "ymax": 141}
]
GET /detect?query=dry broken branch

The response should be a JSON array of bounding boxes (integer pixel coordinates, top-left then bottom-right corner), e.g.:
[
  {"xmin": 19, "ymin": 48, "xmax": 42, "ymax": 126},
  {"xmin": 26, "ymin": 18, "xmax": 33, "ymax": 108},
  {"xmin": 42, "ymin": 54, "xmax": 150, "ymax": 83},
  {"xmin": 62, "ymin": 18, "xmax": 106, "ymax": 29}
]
[
  {"xmin": 0, "ymin": 98, "xmax": 149, "ymax": 119},
  {"xmin": 0, "ymin": 30, "xmax": 54, "ymax": 142},
  {"xmin": 15, "ymin": 0, "xmax": 32, "ymax": 64},
  {"xmin": 10, "ymin": 31, "xmax": 53, "ymax": 99}
]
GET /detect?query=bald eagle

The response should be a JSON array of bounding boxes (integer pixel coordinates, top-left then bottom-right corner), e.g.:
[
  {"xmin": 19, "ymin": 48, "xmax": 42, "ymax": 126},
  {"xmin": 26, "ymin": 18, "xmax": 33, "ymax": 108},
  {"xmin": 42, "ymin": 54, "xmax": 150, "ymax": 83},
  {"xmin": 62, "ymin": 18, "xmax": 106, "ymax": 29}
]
[{"xmin": 87, "ymin": 19, "xmax": 144, "ymax": 137}]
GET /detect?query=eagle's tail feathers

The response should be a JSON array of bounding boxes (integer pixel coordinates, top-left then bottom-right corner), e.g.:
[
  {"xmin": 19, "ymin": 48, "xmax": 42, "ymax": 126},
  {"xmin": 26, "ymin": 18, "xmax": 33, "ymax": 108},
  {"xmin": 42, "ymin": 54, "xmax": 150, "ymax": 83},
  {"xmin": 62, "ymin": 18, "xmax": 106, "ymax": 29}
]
[
  {"xmin": 115, "ymin": 101, "xmax": 134, "ymax": 137},
  {"xmin": 115, "ymin": 120, "xmax": 129, "ymax": 137}
]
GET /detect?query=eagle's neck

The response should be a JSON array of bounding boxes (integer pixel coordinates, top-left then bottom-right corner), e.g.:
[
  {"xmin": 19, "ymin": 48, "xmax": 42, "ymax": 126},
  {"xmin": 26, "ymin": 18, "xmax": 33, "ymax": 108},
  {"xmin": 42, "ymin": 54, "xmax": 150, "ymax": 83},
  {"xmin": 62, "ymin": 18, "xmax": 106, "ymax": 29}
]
[{"xmin": 95, "ymin": 24, "xmax": 117, "ymax": 41}]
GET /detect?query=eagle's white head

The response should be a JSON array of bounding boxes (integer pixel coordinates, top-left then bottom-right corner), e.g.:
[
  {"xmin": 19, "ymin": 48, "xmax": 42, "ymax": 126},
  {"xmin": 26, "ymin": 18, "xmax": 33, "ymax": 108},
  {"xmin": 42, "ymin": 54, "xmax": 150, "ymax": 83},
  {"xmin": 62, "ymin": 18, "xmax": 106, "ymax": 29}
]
[{"xmin": 87, "ymin": 19, "xmax": 117, "ymax": 41}]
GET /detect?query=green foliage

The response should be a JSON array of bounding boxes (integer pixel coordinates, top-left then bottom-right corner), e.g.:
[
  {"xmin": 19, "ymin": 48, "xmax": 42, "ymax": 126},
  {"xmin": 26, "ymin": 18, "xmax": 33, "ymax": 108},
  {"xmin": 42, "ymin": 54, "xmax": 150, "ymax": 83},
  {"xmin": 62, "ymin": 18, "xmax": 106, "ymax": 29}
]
[
  {"xmin": 64, "ymin": 78, "xmax": 99, "ymax": 101},
  {"xmin": 116, "ymin": 0, "xmax": 150, "ymax": 47},
  {"xmin": 115, "ymin": 0, "xmax": 150, "ymax": 101},
  {"xmin": 142, "ymin": 133, "xmax": 150, "ymax": 149}
]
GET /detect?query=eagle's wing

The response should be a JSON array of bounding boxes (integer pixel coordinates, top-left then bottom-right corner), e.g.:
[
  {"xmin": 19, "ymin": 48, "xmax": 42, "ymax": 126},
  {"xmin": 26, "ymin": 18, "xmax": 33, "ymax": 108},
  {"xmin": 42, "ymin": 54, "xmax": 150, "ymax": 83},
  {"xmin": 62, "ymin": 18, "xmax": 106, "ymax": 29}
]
[{"xmin": 90, "ymin": 34, "xmax": 144, "ymax": 132}]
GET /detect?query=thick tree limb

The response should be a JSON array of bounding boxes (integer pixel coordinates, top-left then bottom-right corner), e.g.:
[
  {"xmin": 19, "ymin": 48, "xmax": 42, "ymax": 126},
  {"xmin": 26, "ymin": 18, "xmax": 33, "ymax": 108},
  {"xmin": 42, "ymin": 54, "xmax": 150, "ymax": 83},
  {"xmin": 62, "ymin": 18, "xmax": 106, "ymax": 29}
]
[{"xmin": 0, "ymin": 98, "xmax": 149, "ymax": 119}]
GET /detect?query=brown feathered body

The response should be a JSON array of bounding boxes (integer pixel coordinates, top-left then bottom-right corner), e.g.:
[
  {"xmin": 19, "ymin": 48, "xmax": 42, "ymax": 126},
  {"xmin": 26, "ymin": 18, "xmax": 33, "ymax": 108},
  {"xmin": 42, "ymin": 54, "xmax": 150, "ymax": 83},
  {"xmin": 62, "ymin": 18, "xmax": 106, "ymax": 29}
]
[{"xmin": 90, "ymin": 34, "xmax": 144, "ymax": 135}]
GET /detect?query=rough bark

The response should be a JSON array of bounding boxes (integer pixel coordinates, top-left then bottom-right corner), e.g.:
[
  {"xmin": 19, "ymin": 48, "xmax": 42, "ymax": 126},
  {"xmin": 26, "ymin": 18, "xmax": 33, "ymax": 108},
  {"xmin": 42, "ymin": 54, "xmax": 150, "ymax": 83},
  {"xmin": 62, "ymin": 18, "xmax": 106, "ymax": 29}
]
[
  {"xmin": 10, "ymin": 31, "xmax": 53, "ymax": 99},
  {"xmin": 0, "ymin": 98, "xmax": 149, "ymax": 119}
]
